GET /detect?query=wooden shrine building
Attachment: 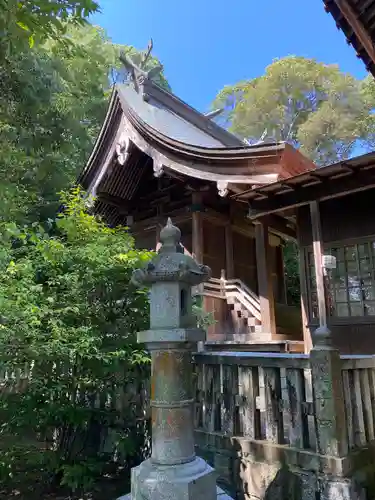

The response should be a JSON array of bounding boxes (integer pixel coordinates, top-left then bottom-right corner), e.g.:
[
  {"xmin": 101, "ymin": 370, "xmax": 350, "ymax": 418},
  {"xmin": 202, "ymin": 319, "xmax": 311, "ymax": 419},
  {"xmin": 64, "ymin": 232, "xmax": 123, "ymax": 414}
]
[
  {"xmin": 246, "ymin": 151, "xmax": 375, "ymax": 354},
  {"xmin": 79, "ymin": 54, "xmax": 316, "ymax": 352}
]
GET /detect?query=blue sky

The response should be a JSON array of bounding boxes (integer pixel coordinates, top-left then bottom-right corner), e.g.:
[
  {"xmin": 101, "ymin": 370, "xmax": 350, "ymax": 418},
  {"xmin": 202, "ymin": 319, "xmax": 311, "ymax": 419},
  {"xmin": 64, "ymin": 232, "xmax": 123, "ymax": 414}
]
[{"xmin": 91, "ymin": 0, "xmax": 367, "ymax": 113}]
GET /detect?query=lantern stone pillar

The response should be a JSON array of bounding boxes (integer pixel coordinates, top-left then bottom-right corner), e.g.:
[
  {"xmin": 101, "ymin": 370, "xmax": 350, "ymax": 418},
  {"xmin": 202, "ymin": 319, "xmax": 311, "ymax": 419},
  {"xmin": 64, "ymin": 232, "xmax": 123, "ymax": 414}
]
[
  {"xmin": 119, "ymin": 218, "xmax": 233, "ymax": 500},
  {"xmin": 310, "ymin": 326, "xmax": 348, "ymax": 458}
]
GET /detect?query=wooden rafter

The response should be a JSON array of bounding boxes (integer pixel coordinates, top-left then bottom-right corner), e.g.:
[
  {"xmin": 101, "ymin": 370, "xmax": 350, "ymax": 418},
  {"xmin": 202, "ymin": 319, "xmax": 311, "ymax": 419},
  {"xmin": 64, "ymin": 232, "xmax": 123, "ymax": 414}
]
[
  {"xmin": 334, "ymin": 0, "xmax": 375, "ymax": 65},
  {"xmin": 257, "ymin": 214, "xmax": 297, "ymax": 241},
  {"xmin": 247, "ymin": 165, "xmax": 375, "ymax": 218}
]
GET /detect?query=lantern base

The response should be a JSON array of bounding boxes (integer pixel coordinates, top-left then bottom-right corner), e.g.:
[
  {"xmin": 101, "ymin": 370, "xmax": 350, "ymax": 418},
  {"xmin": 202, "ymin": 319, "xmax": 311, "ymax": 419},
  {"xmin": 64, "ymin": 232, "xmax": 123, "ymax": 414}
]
[
  {"xmin": 137, "ymin": 327, "xmax": 206, "ymax": 344},
  {"xmin": 117, "ymin": 456, "xmax": 233, "ymax": 499},
  {"xmin": 118, "ymin": 485, "xmax": 232, "ymax": 500}
]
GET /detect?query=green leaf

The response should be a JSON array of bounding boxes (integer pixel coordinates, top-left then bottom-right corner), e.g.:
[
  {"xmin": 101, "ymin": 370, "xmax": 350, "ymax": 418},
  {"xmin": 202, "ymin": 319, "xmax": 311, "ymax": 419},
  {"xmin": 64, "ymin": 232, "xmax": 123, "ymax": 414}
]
[{"xmin": 16, "ymin": 21, "xmax": 30, "ymax": 32}]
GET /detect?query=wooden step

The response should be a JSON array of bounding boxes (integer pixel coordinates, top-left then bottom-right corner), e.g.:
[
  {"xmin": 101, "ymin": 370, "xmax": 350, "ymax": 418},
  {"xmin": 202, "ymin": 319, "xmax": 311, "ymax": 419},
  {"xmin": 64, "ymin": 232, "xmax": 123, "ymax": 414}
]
[
  {"xmin": 225, "ymin": 291, "xmax": 262, "ymax": 333},
  {"xmin": 234, "ymin": 304, "xmax": 258, "ymax": 322},
  {"xmin": 246, "ymin": 316, "xmax": 258, "ymax": 327},
  {"xmin": 233, "ymin": 303, "xmax": 243, "ymax": 313},
  {"xmin": 240, "ymin": 307, "xmax": 251, "ymax": 319}
]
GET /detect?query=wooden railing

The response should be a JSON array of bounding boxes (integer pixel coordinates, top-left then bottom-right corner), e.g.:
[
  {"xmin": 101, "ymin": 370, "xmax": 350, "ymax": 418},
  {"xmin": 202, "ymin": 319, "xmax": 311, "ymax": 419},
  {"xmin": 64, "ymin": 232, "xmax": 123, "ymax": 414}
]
[
  {"xmin": 193, "ymin": 350, "xmax": 373, "ymax": 499},
  {"xmin": 194, "ymin": 351, "xmax": 316, "ymax": 451},
  {"xmin": 203, "ymin": 277, "xmax": 261, "ymax": 321},
  {"xmin": 194, "ymin": 351, "xmax": 375, "ymax": 453},
  {"xmin": 7, "ymin": 353, "xmax": 375, "ymax": 459},
  {"xmin": 341, "ymin": 355, "xmax": 375, "ymax": 450}
]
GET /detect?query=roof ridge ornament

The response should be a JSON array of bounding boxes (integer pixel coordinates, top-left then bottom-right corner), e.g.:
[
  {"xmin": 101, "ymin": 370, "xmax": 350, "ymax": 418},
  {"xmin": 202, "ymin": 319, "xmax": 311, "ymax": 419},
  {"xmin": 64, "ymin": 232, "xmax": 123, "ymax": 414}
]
[{"xmin": 119, "ymin": 38, "xmax": 163, "ymax": 100}]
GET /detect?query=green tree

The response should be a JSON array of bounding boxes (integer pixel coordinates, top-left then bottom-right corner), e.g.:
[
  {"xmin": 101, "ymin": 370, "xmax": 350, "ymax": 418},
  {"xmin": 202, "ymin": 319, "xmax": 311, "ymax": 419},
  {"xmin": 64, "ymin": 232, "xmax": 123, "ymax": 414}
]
[
  {"xmin": 0, "ymin": 0, "xmax": 99, "ymax": 50},
  {"xmin": 282, "ymin": 241, "xmax": 301, "ymax": 306},
  {"xmin": 213, "ymin": 56, "xmax": 374, "ymax": 166},
  {"xmin": 0, "ymin": 189, "xmax": 152, "ymax": 493},
  {"xmin": 0, "ymin": 24, "xmax": 169, "ymax": 225},
  {"xmin": 358, "ymin": 75, "xmax": 375, "ymax": 152},
  {"xmin": 0, "ymin": 27, "xmax": 109, "ymax": 224}
]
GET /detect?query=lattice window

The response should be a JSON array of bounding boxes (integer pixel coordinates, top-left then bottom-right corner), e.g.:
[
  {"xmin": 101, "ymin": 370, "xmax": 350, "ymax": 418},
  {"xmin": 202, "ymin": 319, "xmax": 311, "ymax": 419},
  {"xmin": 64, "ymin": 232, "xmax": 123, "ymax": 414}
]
[{"xmin": 307, "ymin": 240, "xmax": 375, "ymax": 318}]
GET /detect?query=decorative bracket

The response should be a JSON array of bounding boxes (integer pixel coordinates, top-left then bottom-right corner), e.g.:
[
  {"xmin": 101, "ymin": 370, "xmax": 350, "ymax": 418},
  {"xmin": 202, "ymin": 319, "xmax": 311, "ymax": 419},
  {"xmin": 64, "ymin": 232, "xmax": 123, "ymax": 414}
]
[
  {"xmin": 116, "ymin": 133, "xmax": 131, "ymax": 166},
  {"xmin": 217, "ymin": 181, "xmax": 228, "ymax": 197},
  {"xmin": 153, "ymin": 159, "xmax": 164, "ymax": 178}
]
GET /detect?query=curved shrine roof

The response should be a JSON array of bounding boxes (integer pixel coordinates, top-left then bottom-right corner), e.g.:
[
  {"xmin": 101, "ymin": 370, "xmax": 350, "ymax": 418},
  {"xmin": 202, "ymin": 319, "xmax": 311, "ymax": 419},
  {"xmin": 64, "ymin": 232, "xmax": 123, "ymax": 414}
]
[{"xmin": 79, "ymin": 79, "xmax": 316, "ymax": 201}]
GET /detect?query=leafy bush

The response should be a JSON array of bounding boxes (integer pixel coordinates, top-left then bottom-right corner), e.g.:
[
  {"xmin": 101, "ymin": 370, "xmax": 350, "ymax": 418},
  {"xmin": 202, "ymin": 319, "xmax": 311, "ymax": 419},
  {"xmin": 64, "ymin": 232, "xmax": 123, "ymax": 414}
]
[
  {"xmin": 0, "ymin": 188, "xmax": 153, "ymax": 492},
  {"xmin": 193, "ymin": 294, "xmax": 216, "ymax": 331}
]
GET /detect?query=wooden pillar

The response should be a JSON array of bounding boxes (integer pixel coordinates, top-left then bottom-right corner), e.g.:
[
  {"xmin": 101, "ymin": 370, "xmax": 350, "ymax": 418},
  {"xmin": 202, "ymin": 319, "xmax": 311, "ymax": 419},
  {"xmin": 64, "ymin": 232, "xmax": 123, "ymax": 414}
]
[
  {"xmin": 192, "ymin": 191, "xmax": 205, "ymax": 351},
  {"xmin": 299, "ymin": 249, "xmax": 312, "ymax": 354},
  {"xmin": 295, "ymin": 214, "xmax": 313, "ymax": 353},
  {"xmin": 191, "ymin": 191, "xmax": 204, "ymax": 264},
  {"xmin": 255, "ymin": 222, "xmax": 276, "ymax": 338},
  {"xmin": 310, "ymin": 201, "xmax": 327, "ymax": 329},
  {"xmin": 225, "ymin": 224, "xmax": 234, "ymax": 279}
]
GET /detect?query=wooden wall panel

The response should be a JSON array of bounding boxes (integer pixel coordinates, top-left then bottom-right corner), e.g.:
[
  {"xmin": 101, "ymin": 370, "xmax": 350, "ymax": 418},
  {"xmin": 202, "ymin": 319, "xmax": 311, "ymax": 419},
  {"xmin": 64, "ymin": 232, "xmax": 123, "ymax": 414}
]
[
  {"xmin": 232, "ymin": 232, "xmax": 257, "ymax": 291},
  {"xmin": 297, "ymin": 189, "xmax": 375, "ymax": 247},
  {"xmin": 312, "ymin": 323, "xmax": 375, "ymax": 355},
  {"xmin": 179, "ymin": 220, "xmax": 193, "ymax": 255},
  {"xmin": 203, "ymin": 221, "xmax": 226, "ymax": 278},
  {"xmin": 134, "ymin": 229, "xmax": 155, "ymax": 250},
  {"xmin": 231, "ymin": 231, "xmax": 284, "ymax": 301},
  {"xmin": 204, "ymin": 296, "xmax": 233, "ymax": 340}
]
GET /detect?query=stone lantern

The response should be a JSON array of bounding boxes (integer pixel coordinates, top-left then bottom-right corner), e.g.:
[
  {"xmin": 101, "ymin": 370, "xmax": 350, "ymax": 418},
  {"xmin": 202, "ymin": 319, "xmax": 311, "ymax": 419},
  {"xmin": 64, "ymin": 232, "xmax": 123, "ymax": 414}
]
[{"xmin": 120, "ymin": 218, "xmax": 232, "ymax": 500}]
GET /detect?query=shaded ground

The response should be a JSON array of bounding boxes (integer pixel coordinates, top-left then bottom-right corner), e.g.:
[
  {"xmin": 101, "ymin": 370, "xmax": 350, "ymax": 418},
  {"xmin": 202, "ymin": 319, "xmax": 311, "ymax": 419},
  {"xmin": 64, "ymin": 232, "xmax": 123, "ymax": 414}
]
[
  {"xmin": 0, "ymin": 465, "xmax": 129, "ymax": 500},
  {"xmin": 0, "ymin": 435, "xmax": 130, "ymax": 500}
]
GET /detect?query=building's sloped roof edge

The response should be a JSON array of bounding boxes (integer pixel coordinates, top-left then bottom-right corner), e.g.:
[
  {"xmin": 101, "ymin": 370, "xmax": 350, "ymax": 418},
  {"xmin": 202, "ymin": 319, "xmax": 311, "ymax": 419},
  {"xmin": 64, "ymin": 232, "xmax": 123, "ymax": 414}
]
[{"xmin": 124, "ymin": 79, "xmax": 244, "ymax": 147}]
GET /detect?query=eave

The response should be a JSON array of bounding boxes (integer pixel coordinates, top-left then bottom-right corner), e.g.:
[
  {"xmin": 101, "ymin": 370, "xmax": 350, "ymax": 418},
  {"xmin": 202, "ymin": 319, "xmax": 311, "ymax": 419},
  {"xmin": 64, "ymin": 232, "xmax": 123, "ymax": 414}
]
[
  {"xmin": 79, "ymin": 83, "xmax": 316, "ymax": 205},
  {"xmin": 245, "ymin": 151, "xmax": 375, "ymax": 219},
  {"xmin": 323, "ymin": 0, "xmax": 375, "ymax": 77}
]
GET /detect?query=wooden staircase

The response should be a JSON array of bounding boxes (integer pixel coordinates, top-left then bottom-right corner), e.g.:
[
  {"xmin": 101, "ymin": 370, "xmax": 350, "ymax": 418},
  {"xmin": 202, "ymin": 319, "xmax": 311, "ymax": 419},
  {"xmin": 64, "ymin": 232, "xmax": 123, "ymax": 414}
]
[{"xmin": 202, "ymin": 276, "xmax": 265, "ymax": 339}]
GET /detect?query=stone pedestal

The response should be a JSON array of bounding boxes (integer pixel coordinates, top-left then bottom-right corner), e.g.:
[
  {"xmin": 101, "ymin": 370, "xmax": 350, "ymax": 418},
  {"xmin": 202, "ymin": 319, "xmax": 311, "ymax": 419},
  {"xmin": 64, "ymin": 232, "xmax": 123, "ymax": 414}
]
[
  {"xmin": 118, "ymin": 219, "xmax": 233, "ymax": 500},
  {"xmin": 310, "ymin": 326, "xmax": 348, "ymax": 458},
  {"xmin": 130, "ymin": 456, "xmax": 216, "ymax": 499},
  {"xmin": 310, "ymin": 325, "xmax": 357, "ymax": 499},
  {"xmin": 119, "ymin": 485, "xmax": 232, "ymax": 500}
]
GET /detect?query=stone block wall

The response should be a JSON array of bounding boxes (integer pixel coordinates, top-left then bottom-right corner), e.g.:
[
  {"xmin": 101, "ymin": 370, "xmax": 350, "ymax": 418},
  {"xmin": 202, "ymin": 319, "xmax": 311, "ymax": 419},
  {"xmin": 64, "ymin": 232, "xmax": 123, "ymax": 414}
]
[{"xmin": 195, "ymin": 431, "xmax": 367, "ymax": 500}]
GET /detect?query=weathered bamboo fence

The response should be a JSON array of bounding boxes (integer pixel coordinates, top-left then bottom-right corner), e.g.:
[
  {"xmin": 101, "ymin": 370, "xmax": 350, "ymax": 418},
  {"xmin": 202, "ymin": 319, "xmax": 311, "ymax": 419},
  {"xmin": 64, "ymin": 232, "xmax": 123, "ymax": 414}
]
[
  {"xmin": 193, "ymin": 351, "xmax": 373, "ymax": 499},
  {"xmin": 2, "ymin": 354, "xmax": 375, "ymax": 458},
  {"xmin": 194, "ymin": 352, "xmax": 316, "ymax": 451},
  {"xmin": 341, "ymin": 355, "xmax": 375, "ymax": 451},
  {"xmin": 2, "ymin": 352, "xmax": 375, "ymax": 498}
]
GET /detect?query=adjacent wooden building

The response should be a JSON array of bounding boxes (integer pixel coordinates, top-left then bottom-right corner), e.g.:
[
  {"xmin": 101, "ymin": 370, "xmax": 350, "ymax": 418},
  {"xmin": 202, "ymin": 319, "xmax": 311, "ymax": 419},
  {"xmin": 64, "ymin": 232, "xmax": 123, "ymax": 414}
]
[
  {"xmin": 79, "ymin": 69, "xmax": 315, "ymax": 351},
  {"xmin": 246, "ymin": 151, "xmax": 375, "ymax": 354}
]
